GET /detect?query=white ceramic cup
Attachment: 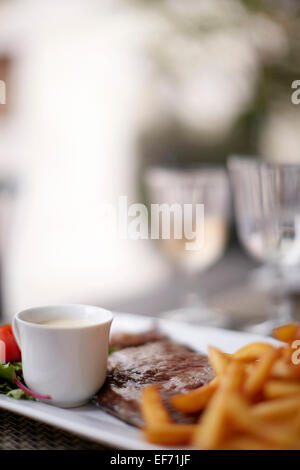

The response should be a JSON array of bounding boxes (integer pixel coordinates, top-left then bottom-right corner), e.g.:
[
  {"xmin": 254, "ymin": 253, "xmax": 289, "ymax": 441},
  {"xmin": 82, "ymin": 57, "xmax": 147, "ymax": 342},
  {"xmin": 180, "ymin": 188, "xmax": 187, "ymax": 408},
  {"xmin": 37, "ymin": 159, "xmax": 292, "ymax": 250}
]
[{"xmin": 12, "ymin": 304, "xmax": 113, "ymax": 408}]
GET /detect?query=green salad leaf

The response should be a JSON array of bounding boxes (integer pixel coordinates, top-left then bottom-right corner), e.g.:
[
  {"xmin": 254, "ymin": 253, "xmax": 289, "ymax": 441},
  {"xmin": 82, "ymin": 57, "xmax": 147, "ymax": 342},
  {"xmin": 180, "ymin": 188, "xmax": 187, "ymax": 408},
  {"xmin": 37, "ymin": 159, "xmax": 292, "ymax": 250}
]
[
  {"xmin": 0, "ymin": 362, "xmax": 33, "ymax": 400},
  {"xmin": 7, "ymin": 388, "xmax": 32, "ymax": 400},
  {"xmin": 108, "ymin": 346, "xmax": 117, "ymax": 355},
  {"xmin": 0, "ymin": 362, "xmax": 22, "ymax": 384}
]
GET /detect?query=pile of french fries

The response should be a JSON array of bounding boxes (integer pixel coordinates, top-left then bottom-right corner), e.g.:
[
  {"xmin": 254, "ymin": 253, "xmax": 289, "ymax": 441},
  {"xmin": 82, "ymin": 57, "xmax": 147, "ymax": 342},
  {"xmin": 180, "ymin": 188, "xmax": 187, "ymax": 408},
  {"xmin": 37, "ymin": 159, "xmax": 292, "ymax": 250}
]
[{"xmin": 140, "ymin": 323, "xmax": 300, "ymax": 449}]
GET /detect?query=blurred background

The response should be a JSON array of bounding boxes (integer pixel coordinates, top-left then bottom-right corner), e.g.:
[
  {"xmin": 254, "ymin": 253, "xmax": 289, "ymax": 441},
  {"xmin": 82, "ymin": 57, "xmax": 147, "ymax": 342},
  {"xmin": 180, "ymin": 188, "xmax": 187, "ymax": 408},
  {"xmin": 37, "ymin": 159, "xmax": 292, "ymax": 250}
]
[{"xmin": 0, "ymin": 0, "xmax": 299, "ymax": 325}]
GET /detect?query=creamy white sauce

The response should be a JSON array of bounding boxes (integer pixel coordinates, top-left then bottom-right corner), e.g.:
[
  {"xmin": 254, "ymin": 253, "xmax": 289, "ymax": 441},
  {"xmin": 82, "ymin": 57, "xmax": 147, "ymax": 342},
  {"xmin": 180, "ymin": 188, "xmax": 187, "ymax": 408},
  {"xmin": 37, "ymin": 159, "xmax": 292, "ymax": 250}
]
[{"xmin": 36, "ymin": 318, "xmax": 95, "ymax": 327}]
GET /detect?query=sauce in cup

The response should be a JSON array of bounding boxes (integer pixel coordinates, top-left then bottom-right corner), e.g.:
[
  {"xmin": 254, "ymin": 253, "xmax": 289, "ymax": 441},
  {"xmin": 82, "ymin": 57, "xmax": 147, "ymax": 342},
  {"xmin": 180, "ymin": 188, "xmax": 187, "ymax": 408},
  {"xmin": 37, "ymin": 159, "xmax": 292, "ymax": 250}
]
[{"xmin": 13, "ymin": 304, "xmax": 113, "ymax": 408}]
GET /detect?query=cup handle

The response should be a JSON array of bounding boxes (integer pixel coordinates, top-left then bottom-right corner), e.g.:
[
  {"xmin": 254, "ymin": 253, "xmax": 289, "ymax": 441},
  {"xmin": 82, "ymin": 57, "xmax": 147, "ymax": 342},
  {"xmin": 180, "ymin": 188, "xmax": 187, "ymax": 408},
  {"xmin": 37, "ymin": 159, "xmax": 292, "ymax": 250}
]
[{"xmin": 12, "ymin": 316, "xmax": 21, "ymax": 349}]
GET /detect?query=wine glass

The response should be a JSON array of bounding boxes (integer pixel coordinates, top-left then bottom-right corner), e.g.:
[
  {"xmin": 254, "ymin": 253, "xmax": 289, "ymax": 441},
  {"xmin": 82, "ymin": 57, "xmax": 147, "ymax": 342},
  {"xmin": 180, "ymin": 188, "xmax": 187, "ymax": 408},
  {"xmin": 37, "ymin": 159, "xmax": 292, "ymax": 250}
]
[
  {"xmin": 144, "ymin": 165, "xmax": 230, "ymax": 325},
  {"xmin": 228, "ymin": 155, "xmax": 300, "ymax": 334}
]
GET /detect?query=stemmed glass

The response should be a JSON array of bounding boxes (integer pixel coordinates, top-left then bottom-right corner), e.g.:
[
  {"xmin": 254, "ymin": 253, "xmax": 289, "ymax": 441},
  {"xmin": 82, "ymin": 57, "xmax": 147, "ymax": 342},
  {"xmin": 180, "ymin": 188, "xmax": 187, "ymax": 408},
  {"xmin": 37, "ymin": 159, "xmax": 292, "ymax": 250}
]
[
  {"xmin": 229, "ymin": 156, "xmax": 300, "ymax": 334},
  {"xmin": 144, "ymin": 165, "xmax": 230, "ymax": 325}
]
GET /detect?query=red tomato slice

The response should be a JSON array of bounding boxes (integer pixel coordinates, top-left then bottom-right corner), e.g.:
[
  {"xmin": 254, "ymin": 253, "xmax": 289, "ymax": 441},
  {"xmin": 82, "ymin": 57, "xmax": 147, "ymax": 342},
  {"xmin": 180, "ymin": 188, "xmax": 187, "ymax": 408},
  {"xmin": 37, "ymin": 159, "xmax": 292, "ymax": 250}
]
[{"xmin": 0, "ymin": 324, "xmax": 21, "ymax": 363}]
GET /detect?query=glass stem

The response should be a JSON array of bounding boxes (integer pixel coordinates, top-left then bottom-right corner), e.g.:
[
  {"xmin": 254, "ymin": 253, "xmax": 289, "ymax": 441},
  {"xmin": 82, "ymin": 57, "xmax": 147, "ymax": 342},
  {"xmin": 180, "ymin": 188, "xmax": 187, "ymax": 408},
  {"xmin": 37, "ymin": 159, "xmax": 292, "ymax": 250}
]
[
  {"xmin": 179, "ymin": 268, "xmax": 209, "ymax": 317},
  {"xmin": 269, "ymin": 265, "xmax": 292, "ymax": 325}
]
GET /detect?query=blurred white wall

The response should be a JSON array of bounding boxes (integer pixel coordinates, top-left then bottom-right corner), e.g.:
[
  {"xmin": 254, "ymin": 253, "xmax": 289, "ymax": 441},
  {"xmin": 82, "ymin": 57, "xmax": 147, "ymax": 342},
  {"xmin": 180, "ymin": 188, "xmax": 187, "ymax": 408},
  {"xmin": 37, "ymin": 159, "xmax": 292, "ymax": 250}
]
[
  {"xmin": 0, "ymin": 0, "xmax": 296, "ymax": 319},
  {"xmin": 0, "ymin": 0, "xmax": 169, "ymax": 319}
]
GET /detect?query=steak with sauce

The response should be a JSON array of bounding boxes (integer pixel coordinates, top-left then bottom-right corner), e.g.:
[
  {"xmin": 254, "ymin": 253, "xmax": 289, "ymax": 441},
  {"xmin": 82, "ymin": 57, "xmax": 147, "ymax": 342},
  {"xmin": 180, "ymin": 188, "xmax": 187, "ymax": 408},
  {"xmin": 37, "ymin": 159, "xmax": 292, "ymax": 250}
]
[
  {"xmin": 98, "ymin": 331, "xmax": 214, "ymax": 427},
  {"xmin": 109, "ymin": 329, "xmax": 167, "ymax": 350}
]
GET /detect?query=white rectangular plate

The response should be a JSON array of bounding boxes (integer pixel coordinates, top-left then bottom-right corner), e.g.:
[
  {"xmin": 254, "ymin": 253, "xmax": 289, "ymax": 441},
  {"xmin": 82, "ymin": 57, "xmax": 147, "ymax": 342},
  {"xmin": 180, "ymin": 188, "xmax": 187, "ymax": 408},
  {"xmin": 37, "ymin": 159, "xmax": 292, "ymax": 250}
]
[{"xmin": 0, "ymin": 312, "xmax": 278, "ymax": 449}]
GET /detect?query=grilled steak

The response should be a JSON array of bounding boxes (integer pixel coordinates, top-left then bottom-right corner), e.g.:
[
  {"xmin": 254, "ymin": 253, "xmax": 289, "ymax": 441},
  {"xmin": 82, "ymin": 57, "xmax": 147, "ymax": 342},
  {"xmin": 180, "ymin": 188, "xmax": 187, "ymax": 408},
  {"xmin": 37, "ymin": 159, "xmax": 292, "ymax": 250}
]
[
  {"xmin": 98, "ymin": 331, "xmax": 214, "ymax": 427},
  {"xmin": 109, "ymin": 329, "xmax": 167, "ymax": 350}
]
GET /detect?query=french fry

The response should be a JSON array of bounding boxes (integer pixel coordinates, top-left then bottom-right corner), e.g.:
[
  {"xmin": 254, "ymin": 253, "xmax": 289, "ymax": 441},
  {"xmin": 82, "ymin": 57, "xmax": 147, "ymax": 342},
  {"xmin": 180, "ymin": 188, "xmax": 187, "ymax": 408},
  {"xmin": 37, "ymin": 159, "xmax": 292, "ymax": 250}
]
[
  {"xmin": 279, "ymin": 345, "xmax": 293, "ymax": 362},
  {"xmin": 143, "ymin": 423, "xmax": 196, "ymax": 446},
  {"xmin": 219, "ymin": 435, "xmax": 280, "ymax": 450},
  {"xmin": 252, "ymin": 397, "xmax": 300, "ymax": 420},
  {"xmin": 271, "ymin": 358, "xmax": 300, "ymax": 380},
  {"xmin": 193, "ymin": 388, "xmax": 228, "ymax": 449},
  {"xmin": 222, "ymin": 360, "xmax": 245, "ymax": 392},
  {"xmin": 243, "ymin": 347, "xmax": 278, "ymax": 397},
  {"xmin": 233, "ymin": 342, "xmax": 274, "ymax": 362},
  {"xmin": 272, "ymin": 324, "xmax": 300, "ymax": 343},
  {"xmin": 264, "ymin": 380, "xmax": 300, "ymax": 399},
  {"xmin": 292, "ymin": 409, "xmax": 300, "ymax": 434},
  {"xmin": 141, "ymin": 324, "xmax": 300, "ymax": 450},
  {"xmin": 227, "ymin": 394, "xmax": 299, "ymax": 449},
  {"xmin": 208, "ymin": 346, "xmax": 231, "ymax": 375},
  {"xmin": 141, "ymin": 385, "xmax": 171, "ymax": 427},
  {"xmin": 193, "ymin": 361, "xmax": 244, "ymax": 449},
  {"xmin": 171, "ymin": 377, "xmax": 219, "ymax": 414}
]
